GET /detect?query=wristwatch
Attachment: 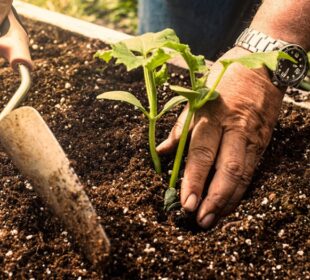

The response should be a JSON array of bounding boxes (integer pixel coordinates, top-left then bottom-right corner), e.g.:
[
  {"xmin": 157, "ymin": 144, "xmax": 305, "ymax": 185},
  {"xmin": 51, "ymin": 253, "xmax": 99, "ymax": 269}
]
[{"xmin": 235, "ymin": 27, "xmax": 309, "ymax": 87}]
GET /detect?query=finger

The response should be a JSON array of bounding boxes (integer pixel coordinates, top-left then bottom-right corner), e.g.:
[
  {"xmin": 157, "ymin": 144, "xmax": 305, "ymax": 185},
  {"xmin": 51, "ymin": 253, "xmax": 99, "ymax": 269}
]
[
  {"xmin": 156, "ymin": 105, "xmax": 191, "ymax": 154},
  {"xmin": 219, "ymin": 144, "xmax": 258, "ymax": 216},
  {"xmin": 220, "ymin": 143, "xmax": 263, "ymax": 216},
  {"xmin": 197, "ymin": 130, "xmax": 246, "ymax": 228},
  {"xmin": 180, "ymin": 119, "xmax": 222, "ymax": 212}
]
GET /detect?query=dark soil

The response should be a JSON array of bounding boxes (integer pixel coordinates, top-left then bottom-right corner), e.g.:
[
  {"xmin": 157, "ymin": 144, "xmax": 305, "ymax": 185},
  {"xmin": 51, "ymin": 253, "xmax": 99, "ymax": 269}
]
[{"xmin": 0, "ymin": 18, "xmax": 309, "ymax": 279}]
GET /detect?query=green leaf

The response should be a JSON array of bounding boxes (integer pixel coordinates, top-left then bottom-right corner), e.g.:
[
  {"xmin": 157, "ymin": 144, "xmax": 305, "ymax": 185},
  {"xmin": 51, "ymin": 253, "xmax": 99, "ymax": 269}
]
[
  {"xmin": 94, "ymin": 50, "xmax": 113, "ymax": 63},
  {"xmin": 164, "ymin": 188, "xmax": 178, "ymax": 211},
  {"xmin": 198, "ymin": 88, "xmax": 219, "ymax": 101},
  {"xmin": 164, "ymin": 42, "xmax": 208, "ymax": 74},
  {"xmin": 154, "ymin": 64, "xmax": 169, "ymax": 86},
  {"xmin": 195, "ymin": 74, "xmax": 209, "ymax": 89},
  {"xmin": 221, "ymin": 51, "xmax": 297, "ymax": 71},
  {"xmin": 182, "ymin": 48, "xmax": 207, "ymax": 73},
  {"xmin": 97, "ymin": 91, "xmax": 148, "ymax": 116},
  {"xmin": 170, "ymin": 85, "xmax": 200, "ymax": 101},
  {"xmin": 157, "ymin": 96, "xmax": 187, "ymax": 119},
  {"xmin": 111, "ymin": 42, "xmax": 144, "ymax": 71},
  {"xmin": 164, "ymin": 41, "xmax": 188, "ymax": 53},
  {"xmin": 166, "ymin": 201, "xmax": 181, "ymax": 211},
  {"xmin": 145, "ymin": 48, "xmax": 171, "ymax": 70},
  {"xmin": 121, "ymin": 28, "xmax": 179, "ymax": 55}
]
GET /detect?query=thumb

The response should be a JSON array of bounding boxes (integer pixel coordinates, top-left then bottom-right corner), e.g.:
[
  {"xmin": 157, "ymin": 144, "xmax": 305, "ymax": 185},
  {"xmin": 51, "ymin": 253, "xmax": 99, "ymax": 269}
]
[{"xmin": 156, "ymin": 104, "xmax": 192, "ymax": 154}]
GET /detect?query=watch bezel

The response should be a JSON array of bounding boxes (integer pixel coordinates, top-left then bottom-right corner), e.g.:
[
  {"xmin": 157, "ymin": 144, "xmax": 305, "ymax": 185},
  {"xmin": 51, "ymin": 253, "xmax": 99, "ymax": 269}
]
[{"xmin": 273, "ymin": 44, "xmax": 309, "ymax": 87}]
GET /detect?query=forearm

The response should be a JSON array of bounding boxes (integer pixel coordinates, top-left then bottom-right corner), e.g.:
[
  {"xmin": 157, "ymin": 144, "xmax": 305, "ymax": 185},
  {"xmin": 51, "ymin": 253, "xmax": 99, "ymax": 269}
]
[{"xmin": 251, "ymin": 0, "xmax": 310, "ymax": 50}]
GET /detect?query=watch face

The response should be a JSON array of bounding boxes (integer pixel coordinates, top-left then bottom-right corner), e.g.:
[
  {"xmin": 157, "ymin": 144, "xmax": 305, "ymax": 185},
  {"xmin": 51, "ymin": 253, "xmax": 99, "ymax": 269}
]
[{"xmin": 274, "ymin": 44, "xmax": 309, "ymax": 87}]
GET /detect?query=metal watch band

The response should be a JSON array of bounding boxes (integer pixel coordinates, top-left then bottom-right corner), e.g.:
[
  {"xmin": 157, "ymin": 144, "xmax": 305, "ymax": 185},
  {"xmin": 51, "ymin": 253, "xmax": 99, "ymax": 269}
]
[{"xmin": 235, "ymin": 27, "xmax": 288, "ymax": 52}]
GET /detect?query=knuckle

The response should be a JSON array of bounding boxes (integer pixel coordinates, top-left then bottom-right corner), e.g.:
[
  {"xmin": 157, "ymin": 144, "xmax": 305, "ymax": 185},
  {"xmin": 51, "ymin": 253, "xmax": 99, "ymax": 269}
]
[
  {"xmin": 241, "ymin": 170, "xmax": 253, "ymax": 186},
  {"xmin": 190, "ymin": 145, "xmax": 215, "ymax": 168},
  {"xmin": 209, "ymin": 192, "xmax": 229, "ymax": 211},
  {"xmin": 223, "ymin": 160, "xmax": 244, "ymax": 178}
]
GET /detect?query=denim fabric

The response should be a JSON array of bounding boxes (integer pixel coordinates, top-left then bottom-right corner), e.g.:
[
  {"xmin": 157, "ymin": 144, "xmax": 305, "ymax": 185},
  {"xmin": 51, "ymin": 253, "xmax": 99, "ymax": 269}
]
[{"xmin": 138, "ymin": 0, "xmax": 260, "ymax": 59}]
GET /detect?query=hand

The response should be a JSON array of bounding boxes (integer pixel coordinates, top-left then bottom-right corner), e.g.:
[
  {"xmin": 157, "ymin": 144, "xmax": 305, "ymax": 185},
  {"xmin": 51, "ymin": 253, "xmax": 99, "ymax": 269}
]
[
  {"xmin": 157, "ymin": 47, "xmax": 284, "ymax": 228},
  {"xmin": 0, "ymin": 7, "xmax": 33, "ymax": 70},
  {"xmin": 0, "ymin": 0, "xmax": 12, "ymax": 25}
]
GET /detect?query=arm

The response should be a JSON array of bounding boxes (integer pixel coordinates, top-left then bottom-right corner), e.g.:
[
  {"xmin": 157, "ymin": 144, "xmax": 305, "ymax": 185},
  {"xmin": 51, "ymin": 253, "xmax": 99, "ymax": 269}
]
[
  {"xmin": 251, "ymin": 0, "xmax": 310, "ymax": 50},
  {"xmin": 157, "ymin": 0, "xmax": 309, "ymax": 228}
]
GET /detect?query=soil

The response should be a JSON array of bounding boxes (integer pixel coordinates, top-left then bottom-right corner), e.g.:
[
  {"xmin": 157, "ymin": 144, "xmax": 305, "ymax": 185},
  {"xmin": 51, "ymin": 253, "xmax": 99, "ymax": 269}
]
[{"xmin": 0, "ymin": 18, "xmax": 309, "ymax": 279}]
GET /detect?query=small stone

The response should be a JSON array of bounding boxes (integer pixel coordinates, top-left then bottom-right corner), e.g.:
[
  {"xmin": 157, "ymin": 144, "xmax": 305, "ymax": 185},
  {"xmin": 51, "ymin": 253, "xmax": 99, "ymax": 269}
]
[
  {"xmin": 46, "ymin": 268, "xmax": 51, "ymax": 275},
  {"xmin": 123, "ymin": 207, "xmax": 129, "ymax": 214},
  {"xmin": 261, "ymin": 197, "xmax": 269, "ymax": 205},
  {"xmin": 5, "ymin": 250, "xmax": 13, "ymax": 257},
  {"xmin": 177, "ymin": 236, "xmax": 183, "ymax": 241},
  {"xmin": 26, "ymin": 235, "xmax": 33, "ymax": 240},
  {"xmin": 65, "ymin": 82, "xmax": 72, "ymax": 89},
  {"xmin": 278, "ymin": 229, "xmax": 285, "ymax": 238},
  {"xmin": 11, "ymin": 229, "xmax": 18, "ymax": 235},
  {"xmin": 32, "ymin": 44, "xmax": 39, "ymax": 50},
  {"xmin": 297, "ymin": 250, "xmax": 304, "ymax": 256},
  {"xmin": 276, "ymin": 265, "xmax": 282, "ymax": 270},
  {"xmin": 245, "ymin": 239, "xmax": 252, "ymax": 246},
  {"xmin": 144, "ymin": 244, "xmax": 155, "ymax": 253}
]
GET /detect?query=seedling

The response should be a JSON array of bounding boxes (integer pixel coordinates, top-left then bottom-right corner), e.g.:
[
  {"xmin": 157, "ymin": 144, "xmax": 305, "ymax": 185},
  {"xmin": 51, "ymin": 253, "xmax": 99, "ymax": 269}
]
[
  {"xmin": 94, "ymin": 28, "xmax": 295, "ymax": 211},
  {"xmin": 95, "ymin": 29, "xmax": 188, "ymax": 173},
  {"xmin": 164, "ymin": 50, "xmax": 296, "ymax": 210}
]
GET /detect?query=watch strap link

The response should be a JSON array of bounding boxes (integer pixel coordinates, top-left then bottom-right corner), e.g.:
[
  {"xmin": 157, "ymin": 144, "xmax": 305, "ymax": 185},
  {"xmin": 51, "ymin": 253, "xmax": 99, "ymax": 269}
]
[{"xmin": 235, "ymin": 27, "xmax": 288, "ymax": 52}]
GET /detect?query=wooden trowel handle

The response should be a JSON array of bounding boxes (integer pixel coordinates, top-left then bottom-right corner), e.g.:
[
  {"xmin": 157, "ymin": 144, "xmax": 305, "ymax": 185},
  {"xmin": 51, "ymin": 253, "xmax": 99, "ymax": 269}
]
[{"xmin": 0, "ymin": 106, "xmax": 110, "ymax": 267}]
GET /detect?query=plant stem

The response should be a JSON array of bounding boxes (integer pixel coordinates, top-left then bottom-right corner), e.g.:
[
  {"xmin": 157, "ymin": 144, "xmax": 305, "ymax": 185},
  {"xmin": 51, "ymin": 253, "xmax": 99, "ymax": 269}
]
[
  {"xmin": 149, "ymin": 117, "xmax": 161, "ymax": 173},
  {"xmin": 189, "ymin": 69, "xmax": 196, "ymax": 90},
  {"xmin": 196, "ymin": 64, "xmax": 228, "ymax": 109},
  {"xmin": 143, "ymin": 66, "xmax": 162, "ymax": 173},
  {"xmin": 169, "ymin": 107, "xmax": 194, "ymax": 188}
]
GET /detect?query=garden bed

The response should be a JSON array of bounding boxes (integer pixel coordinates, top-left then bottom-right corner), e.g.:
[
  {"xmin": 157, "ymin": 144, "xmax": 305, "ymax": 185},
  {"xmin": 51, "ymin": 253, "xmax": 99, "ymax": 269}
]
[{"xmin": 0, "ymin": 18, "xmax": 309, "ymax": 279}]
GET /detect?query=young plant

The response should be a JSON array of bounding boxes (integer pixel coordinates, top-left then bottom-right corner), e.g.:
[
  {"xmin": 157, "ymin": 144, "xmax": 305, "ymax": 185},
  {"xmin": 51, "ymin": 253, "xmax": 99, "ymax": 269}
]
[
  {"xmin": 164, "ymin": 50, "xmax": 296, "ymax": 210},
  {"xmin": 95, "ymin": 29, "xmax": 188, "ymax": 173}
]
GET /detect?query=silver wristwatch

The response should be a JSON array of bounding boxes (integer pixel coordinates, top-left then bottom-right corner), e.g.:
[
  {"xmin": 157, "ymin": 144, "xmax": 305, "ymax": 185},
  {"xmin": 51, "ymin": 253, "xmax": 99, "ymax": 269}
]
[{"xmin": 235, "ymin": 27, "xmax": 309, "ymax": 87}]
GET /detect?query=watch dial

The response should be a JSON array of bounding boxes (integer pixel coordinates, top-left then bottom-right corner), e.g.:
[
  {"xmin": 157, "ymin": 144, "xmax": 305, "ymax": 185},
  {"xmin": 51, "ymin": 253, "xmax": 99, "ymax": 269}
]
[{"xmin": 275, "ymin": 44, "xmax": 309, "ymax": 87}]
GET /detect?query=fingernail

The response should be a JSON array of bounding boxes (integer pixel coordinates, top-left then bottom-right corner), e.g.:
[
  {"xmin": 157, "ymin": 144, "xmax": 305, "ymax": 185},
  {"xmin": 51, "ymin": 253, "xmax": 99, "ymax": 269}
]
[
  {"xmin": 199, "ymin": 213, "xmax": 215, "ymax": 229},
  {"xmin": 183, "ymin": 193, "xmax": 198, "ymax": 212}
]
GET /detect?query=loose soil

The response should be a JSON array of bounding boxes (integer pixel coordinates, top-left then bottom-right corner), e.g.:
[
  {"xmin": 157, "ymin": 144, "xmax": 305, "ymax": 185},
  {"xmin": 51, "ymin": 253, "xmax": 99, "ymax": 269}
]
[{"xmin": 0, "ymin": 18, "xmax": 309, "ymax": 279}]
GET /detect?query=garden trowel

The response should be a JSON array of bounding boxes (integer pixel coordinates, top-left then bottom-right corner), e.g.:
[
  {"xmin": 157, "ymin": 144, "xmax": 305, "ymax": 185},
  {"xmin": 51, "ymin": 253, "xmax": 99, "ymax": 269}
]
[{"xmin": 0, "ymin": 8, "xmax": 110, "ymax": 266}]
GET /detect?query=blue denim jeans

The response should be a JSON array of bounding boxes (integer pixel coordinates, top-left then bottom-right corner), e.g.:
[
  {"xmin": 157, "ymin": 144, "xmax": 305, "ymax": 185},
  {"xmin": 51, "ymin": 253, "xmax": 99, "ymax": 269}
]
[{"xmin": 138, "ymin": 0, "xmax": 260, "ymax": 59}]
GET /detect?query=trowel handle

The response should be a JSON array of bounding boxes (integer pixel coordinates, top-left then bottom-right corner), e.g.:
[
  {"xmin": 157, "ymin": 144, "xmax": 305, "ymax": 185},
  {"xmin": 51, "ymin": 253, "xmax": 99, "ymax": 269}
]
[
  {"xmin": 0, "ymin": 7, "xmax": 33, "ymax": 70},
  {"xmin": 0, "ymin": 64, "xmax": 31, "ymax": 121}
]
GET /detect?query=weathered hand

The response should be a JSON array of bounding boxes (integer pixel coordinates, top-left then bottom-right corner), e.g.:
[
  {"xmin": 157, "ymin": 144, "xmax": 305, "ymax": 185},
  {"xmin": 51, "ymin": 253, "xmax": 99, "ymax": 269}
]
[
  {"xmin": 0, "ymin": 0, "xmax": 12, "ymax": 25},
  {"xmin": 157, "ymin": 47, "xmax": 285, "ymax": 228}
]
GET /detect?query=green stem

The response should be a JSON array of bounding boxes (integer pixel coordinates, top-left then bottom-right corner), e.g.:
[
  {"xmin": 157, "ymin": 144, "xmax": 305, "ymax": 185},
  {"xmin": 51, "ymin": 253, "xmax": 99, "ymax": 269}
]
[
  {"xmin": 169, "ymin": 107, "xmax": 194, "ymax": 188},
  {"xmin": 143, "ymin": 66, "xmax": 162, "ymax": 173},
  {"xmin": 196, "ymin": 64, "xmax": 228, "ymax": 109},
  {"xmin": 189, "ymin": 69, "xmax": 196, "ymax": 90},
  {"xmin": 149, "ymin": 118, "xmax": 161, "ymax": 173}
]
